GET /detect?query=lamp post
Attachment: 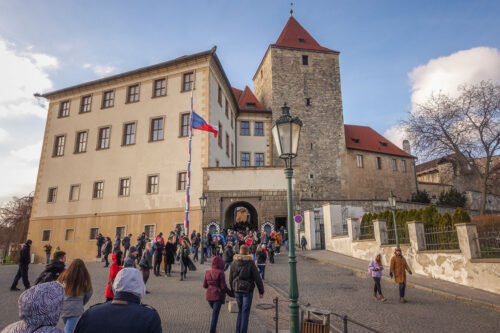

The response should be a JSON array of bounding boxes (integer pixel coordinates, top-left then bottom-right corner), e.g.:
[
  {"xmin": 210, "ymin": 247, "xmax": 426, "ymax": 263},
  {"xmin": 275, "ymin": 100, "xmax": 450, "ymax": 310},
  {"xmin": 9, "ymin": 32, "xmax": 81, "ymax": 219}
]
[
  {"xmin": 388, "ymin": 191, "xmax": 399, "ymax": 248},
  {"xmin": 272, "ymin": 102, "xmax": 302, "ymax": 333},
  {"xmin": 199, "ymin": 193, "xmax": 207, "ymax": 265}
]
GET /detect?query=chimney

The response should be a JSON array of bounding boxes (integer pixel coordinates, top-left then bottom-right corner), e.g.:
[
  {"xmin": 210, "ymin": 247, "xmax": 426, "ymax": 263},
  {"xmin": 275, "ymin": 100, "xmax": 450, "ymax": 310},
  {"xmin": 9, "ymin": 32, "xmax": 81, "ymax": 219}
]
[{"xmin": 403, "ymin": 140, "xmax": 411, "ymax": 154}]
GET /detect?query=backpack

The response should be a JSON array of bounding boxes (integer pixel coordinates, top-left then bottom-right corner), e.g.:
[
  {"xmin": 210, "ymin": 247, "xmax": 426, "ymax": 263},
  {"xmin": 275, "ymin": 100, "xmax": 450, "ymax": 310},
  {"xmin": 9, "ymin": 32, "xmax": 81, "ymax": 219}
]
[{"xmin": 34, "ymin": 271, "xmax": 55, "ymax": 285}]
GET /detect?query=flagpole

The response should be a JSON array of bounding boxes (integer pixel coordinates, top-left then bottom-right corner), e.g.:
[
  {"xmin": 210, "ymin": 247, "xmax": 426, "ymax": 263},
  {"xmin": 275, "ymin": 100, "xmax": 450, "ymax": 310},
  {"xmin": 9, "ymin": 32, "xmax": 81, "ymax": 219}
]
[{"xmin": 184, "ymin": 89, "xmax": 194, "ymax": 236}]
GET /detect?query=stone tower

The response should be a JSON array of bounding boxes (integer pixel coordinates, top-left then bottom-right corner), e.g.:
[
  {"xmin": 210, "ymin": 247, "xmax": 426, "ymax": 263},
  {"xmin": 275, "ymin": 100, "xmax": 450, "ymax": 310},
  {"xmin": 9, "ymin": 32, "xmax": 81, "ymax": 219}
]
[{"xmin": 253, "ymin": 16, "xmax": 346, "ymax": 203}]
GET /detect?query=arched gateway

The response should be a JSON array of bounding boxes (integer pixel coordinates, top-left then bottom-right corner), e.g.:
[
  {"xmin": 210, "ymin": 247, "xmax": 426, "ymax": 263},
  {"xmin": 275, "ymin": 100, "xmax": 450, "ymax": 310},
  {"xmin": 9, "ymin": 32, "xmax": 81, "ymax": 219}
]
[{"xmin": 224, "ymin": 201, "xmax": 259, "ymax": 231}]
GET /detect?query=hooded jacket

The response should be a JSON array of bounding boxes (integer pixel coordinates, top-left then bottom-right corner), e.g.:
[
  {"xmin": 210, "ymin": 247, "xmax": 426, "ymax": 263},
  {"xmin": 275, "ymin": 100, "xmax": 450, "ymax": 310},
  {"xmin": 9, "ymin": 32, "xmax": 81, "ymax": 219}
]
[
  {"xmin": 105, "ymin": 253, "xmax": 123, "ymax": 299},
  {"xmin": 390, "ymin": 253, "xmax": 411, "ymax": 284},
  {"xmin": 229, "ymin": 254, "xmax": 264, "ymax": 295},
  {"xmin": 18, "ymin": 242, "xmax": 31, "ymax": 266},
  {"xmin": 35, "ymin": 260, "xmax": 65, "ymax": 285},
  {"xmin": 2, "ymin": 282, "xmax": 64, "ymax": 333},
  {"xmin": 203, "ymin": 256, "xmax": 233, "ymax": 302},
  {"xmin": 368, "ymin": 258, "xmax": 384, "ymax": 278}
]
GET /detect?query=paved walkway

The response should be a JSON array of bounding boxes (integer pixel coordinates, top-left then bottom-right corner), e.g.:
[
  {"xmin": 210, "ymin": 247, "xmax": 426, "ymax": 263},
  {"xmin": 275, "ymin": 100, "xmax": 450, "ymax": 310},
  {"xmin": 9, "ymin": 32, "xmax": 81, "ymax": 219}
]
[{"xmin": 299, "ymin": 250, "xmax": 500, "ymax": 311}]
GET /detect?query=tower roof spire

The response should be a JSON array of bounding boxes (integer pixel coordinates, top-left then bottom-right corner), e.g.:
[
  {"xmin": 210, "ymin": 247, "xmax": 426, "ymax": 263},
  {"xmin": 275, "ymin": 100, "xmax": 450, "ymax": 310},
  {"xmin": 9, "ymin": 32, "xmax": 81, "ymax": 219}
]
[
  {"xmin": 273, "ymin": 16, "xmax": 338, "ymax": 53},
  {"xmin": 290, "ymin": 2, "xmax": 293, "ymax": 16}
]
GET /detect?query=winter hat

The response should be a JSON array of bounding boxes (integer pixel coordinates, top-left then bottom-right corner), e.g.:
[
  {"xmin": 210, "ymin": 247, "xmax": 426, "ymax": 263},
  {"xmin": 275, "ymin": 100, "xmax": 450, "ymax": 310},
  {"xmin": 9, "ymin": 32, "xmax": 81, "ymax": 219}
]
[
  {"xmin": 113, "ymin": 268, "xmax": 145, "ymax": 299},
  {"xmin": 129, "ymin": 246, "xmax": 137, "ymax": 253}
]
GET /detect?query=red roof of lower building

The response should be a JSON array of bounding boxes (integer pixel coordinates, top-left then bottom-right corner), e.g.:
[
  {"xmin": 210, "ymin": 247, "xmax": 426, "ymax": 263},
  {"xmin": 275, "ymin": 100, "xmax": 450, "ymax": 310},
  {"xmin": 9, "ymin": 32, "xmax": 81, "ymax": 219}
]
[
  {"xmin": 344, "ymin": 125, "xmax": 414, "ymax": 158},
  {"xmin": 232, "ymin": 86, "xmax": 267, "ymax": 111}
]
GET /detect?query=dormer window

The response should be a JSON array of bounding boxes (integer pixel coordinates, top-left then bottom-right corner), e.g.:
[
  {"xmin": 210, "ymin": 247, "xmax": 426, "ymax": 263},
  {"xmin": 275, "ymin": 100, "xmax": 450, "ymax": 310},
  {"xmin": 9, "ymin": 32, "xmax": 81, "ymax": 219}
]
[
  {"xmin": 245, "ymin": 102, "xmax": 256, "ymax": 109},
  {"xmin": 379, "ymin": 141, "xmax": 388, "ymax": 147},
  {"xmin": 297, "ymin": 38, "xmax": 305, "ymax": 43},
  {"xmin": 351, "ymin": 138, "xmax": 360, "ymax": 143}
]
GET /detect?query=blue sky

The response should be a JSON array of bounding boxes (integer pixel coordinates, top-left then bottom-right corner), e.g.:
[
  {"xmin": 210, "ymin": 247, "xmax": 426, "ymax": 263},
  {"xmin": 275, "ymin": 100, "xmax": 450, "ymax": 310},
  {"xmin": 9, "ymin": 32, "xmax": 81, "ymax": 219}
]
[{"xmin": 0, "ymin": 0, "xmax": 499, "ymax": 200}]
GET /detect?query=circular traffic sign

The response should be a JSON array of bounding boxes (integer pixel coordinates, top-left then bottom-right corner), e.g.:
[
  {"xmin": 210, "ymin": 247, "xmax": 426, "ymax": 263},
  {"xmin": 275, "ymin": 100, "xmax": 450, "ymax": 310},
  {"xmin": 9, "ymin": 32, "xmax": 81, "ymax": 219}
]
[{"xmin": 294, "ymin": 215, "xmax": 303, "ymax": 223}]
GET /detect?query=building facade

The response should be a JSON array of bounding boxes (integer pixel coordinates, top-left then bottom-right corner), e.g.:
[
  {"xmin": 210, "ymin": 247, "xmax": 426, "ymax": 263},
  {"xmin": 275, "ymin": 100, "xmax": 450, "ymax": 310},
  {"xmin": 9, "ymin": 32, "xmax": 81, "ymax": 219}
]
[{"xmin": 28, "ymin": 16, "xmax": 418, "ymax": 262}]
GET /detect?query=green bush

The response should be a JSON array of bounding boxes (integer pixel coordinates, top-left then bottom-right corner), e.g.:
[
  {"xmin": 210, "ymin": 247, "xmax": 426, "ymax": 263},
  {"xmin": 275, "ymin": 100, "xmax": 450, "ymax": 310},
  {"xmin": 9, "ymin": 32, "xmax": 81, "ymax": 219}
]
[
  {"xmin": 411, "ymin": 190, "xmax": 431, "ymax": 204},
  {"xmin": 422, "ymin": 206, "xmax": 439, "ymax": 226},
  {"xmin": 452, "ymin": 207, "xmax": 471, "ymax": 224},
  {"xmin": 438, "ymin": 188, "xmax": 467, "ymax": 207},
  {"xmin": 440, "ymin": 212, "xmax": 452, "ymax": 227}
]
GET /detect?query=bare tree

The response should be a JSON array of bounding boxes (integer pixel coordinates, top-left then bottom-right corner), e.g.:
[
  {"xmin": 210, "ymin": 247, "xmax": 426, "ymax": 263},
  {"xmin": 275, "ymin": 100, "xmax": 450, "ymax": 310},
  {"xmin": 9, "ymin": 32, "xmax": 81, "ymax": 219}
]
[
  {"xmin": 0, "ymin": 193, "xmax": 33, "ymax": 259},
  {"xmin": 405, "ymin": 81, "xmax": 500, "ymax": 214}
]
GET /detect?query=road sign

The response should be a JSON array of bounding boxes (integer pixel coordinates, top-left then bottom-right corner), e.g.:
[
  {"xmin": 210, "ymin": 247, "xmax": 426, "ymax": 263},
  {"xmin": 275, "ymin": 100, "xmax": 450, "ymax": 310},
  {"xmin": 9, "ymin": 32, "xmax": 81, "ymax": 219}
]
[{"xmin": 294, "ymin": 215, "xmax": 303, "ymax": 223}]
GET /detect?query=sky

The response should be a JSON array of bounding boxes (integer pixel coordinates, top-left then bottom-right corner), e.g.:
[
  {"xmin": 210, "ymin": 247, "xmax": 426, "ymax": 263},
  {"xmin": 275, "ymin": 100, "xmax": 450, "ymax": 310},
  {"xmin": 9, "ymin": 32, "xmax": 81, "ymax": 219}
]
[{"xmin": 0, "ymin": 0, "xmax": 499, "ymax": 203}]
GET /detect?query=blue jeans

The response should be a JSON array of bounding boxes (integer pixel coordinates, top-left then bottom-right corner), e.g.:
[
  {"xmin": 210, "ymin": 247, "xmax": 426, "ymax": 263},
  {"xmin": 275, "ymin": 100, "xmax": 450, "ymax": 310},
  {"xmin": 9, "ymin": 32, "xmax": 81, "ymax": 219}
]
[
  {"xmin": 399, "ymin": 282, "xmax": 406, "ymax": 298},
  {"xmin": 235, "ymin": 292, "xmax": 253, "ymax": 333},
  {"xmin": 46, "ymin": 254, "xmax": 50, "ymax": 264},
  {"xmin": 258, "ymin": 264, "xmax": 266, "ymax": 280},
  {"xmin": 208, "ymin": 301, "xmax": 222, "ymax": 333},
  {"xmin": 63, "ymin": 316, "xmax": 79, "ymax": 333},
  {"xmin": 285, "ymin": 240, "xmax": 289, "ymax": 251},
  {"xmin": 224, "ymin": 262, "xmax": 231, "ymax": 271}
]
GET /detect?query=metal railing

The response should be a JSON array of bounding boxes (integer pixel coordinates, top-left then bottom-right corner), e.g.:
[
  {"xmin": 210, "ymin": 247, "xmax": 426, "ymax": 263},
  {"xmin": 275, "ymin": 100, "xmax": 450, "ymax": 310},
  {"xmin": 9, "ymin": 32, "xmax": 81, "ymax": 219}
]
[
  {"xmin": 478, "ymin": 230, "xmax": 500, "ymax": 258},
  {"xmin": 424, "ymin": 225, "xmax": 459, "ymax": 251},
  {"xmin": 332, "ymin": 223, "xmax": 348, "ymax": 237},
  {"xmin": 359, "ymin": 223, "xmax": 374, "ymax": 240},
  {"xmin": 387, "ymin": 225, "xmax": 410, "ymax": 244}
]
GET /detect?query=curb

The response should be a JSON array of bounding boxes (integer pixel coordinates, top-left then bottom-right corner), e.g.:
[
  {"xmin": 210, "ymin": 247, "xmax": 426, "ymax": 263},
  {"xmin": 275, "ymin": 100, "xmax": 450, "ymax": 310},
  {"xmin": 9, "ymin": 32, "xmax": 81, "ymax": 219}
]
[{"xmin": 300, "ymin": 254, "xmax": 500, "ymax": 312}]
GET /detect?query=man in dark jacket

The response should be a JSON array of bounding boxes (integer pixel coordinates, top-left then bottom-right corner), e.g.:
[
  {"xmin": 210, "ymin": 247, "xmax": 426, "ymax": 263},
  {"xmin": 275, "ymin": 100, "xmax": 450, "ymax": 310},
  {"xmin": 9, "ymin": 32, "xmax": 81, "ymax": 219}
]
[
  {"xmin": 122, "ymin": 233, "xmax": 131, "ymax": 259},
  {"xmin": 96, "ymin": 233, "xmax": 104, "ymax": 258},
  {"xmin": 136, "ymin": 232, "xmax": 146, "ymax": 263},
  {"xmin": 74, "ymin": 268, "xmax": 161, "ymax": 333},
  {"xmin": 10, "ymin": 240, "xmax": 32, "ymax": 291},
  {"xmin": 34, "ymin": 251, "xmax": 66, "ymax": 285},
  {"xmin": 113, "ymin": 234, "xmax": 121, "ymax": 254},
  {"xmin": 229, "ymin": 245, "xmax": 264, "ymax": 333},
  {"xmin": 222, "ymin": 241, "xmax": 234, "ymax": 271}
]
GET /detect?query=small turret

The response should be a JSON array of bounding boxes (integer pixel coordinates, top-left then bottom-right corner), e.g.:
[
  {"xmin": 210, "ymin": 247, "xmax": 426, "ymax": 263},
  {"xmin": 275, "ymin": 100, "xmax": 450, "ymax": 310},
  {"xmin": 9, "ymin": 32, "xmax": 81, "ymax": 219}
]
[{"xmin": 403, "ymin": 140, "xmax": 411, "ymax": 154}]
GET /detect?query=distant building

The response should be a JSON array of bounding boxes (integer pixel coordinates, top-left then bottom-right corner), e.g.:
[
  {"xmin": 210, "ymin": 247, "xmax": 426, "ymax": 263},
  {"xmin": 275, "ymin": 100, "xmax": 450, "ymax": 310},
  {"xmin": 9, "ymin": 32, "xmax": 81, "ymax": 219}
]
[{"xmin": 28, "ymin": 15, "xmax": 417, "ymax": 261}]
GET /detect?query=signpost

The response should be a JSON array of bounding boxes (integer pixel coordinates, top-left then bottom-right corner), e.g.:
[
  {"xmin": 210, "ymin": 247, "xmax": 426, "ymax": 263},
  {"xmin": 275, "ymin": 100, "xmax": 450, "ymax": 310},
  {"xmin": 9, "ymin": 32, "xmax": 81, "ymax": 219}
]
[{"xmin": 294, "ymin": 215, "xmax": 303, "ymax": 224}]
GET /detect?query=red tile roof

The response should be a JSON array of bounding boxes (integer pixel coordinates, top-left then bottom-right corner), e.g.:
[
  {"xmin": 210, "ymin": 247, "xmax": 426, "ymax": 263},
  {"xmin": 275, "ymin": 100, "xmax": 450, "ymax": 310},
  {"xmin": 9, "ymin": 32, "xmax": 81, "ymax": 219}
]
[
  {"xmin": 273, "ymin": 16, "xmax": 338, "ymax": 53},
  {"xmin": 415, "ymin": 154, "xmax": 456, "ymax": 173},
  {"xmin": 233, "ymin": 86, "xmax": 267, "ymax": 111},
  {"xmin": 344, "ymin": 125, "xmax": 414, "ymax": 158}
]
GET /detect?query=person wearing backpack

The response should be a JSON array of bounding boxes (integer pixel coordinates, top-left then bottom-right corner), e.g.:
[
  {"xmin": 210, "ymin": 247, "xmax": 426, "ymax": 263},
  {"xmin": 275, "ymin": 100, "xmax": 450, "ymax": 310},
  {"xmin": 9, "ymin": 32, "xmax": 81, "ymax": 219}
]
[
  {"xmin": 102, "ymin": 237, "xmax": 112, "ymax": 267},
  {"xmin": 122, "ymin": 233, "xmax": 131, "ymax": 259},
  {"xmin": 35, "ymin": 251, "xmax": 66, "ymax": 285},
  {"xmin": 203, "ymin": 256, "xmax": 234, "ymax": 333},
  {"xmin": 229, "ymin": 245, "xmax": 264, "ymax": 333}
]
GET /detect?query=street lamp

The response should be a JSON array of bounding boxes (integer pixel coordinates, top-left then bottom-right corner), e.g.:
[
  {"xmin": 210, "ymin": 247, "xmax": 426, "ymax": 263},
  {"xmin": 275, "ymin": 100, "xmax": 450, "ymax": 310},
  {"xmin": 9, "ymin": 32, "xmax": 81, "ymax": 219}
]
[
  {"xmin": 388, "ymin": 190, "xmax": 399, "ymax": 248},
  {"xmin": 272, "ymin": 102, "xmax": 302, "ymax": 333},
  {"xmin": 199, "ymin": 193, "xmax": 207, "ymax": 265}
]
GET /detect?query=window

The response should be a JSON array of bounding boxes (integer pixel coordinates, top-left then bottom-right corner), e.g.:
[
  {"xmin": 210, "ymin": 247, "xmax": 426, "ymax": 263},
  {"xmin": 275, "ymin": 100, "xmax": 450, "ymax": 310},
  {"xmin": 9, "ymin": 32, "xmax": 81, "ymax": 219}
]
[
  {"xmin": 69, "ymin": 184, "xmax": 80, "ymax": 201},
  {"xmin": 226, "ymin": 133, "xmax": 230, "ymax": 156},
  {"xmin": 150, "ymin": 117, "xmax": 164, "ymax": 141},
  {"xmin": 75, "ymin": 131, "xmax": 88, "ymax": 153},
  {"xmin": 53, "ymin": 135, "xmax": 65, "ymax": 156},
  {"xmin": 376, "ymin": 157, "xmax": 382, "ymax": 170},
  {"xmin": 42, "ymin": 230, "xmax": 51, "ymax": 242},
  {"xmin": 47, "ymin": 187, "xmax": 57, "ymax": 203},
  {"xmin": 180, "ymin": 113, "xmax": 190, "ymax": 137},
  {"xmin": 119, "ymin": 178, "xmax": 131, "ymax": 197},
  {"xmin": 241, "ymin": 152, "xmax": 250, "ymax": 167},
  {"xmin": 231, "ymin": 142, "xmax": 234, "ymax": 165},
  {"xmin": 93, "ymin": 181, "xmax": 104, "ymax": 199},
  {"xmin": 215, "ymin": 160, "xmax": 219, "ymax": 167},
  {"xmin": 127, "ymin": 84, "xmax": 140, "ymax": 103},
  {"xmin": 240, "ymin": 121, "xmax": 250, "ymax": 136},
  {"xmin": 80, "ymin": 95, "xmax": 92, "ymax": 113},
  {"xmin": 59, "ymin": 101, "xmax": 70, "ymax": 118},
  {"xmin": 123, "ymin": 122, "xmax": 136, "ymax": 145},
  {"xmin": 401, "ymin": 160, "xmax": 407, "ymax": 173},
  {"xmin": 153, "ymin": 79, "xmax": 166, "ymax": 97},
  {"xmin": 116, "ymin": 226, "xmax": 125, "ymax": 239},
  {"xmin": 65, "ymin": 229, "xmax": 74, "ymax": 241},
  {"xmin": 255, "ymin": 153, "xmax": 264, "ymax": 166},
  {"xmin": 147, "ymin": 175, "xmax": 159, "ymax": 194},
  {"xmin": 102, "ymin": 90, "xmax": 114, "ymax": 108},
  {"xmin": 356, "ymin": 155, "xmax": 363, "ymax": 168},
  {"xmin": 225, "ymin": 99, "xmax": 229, "ymax": 118},
  {"xmin": 218, "ymin": 123, "xmax": 223, "ymax": 148},
  {"xmin": 218, "ymin": 85, "xmax": 222, "ymax": 106},
  {"xmin": 231, "ymin": 113, "xmax": 234, "ymax": 129},
  {"xmin": 306, "ymin": 98, "xmax": 311, "ymax": 106},
  {"xmin": 97, "ymin": 127, "xmax": 111, "ymax": 150},
  {"xmin": 255, "ymin": 122, "xmax": 264, "ymax": 136},
  {"xmin": 89, "ymin": 228, "xmax": 99, "ymax": 240},
  {"xmin": 245, "ymin": 102, "xmax": 256, "ymax": 109},
  {"xmin": 182, "ymin": 72, "xmax": 194, "ymax": 91},
  {"xmin": 298, "ymin": 38, "xmax": 305, "ymax": 43},
  {"xmin": 302, "ymin": 55, "xmax": 308, "ymax": 65},
  {"xmin": 177, "ymin": 172, "xmax": 187, "ymax": 190},
  {"xmin": 144, "ymin": 225, "xmax": 156, "ymax": 239},
  {"xmin": 392, "ymin": 159, "xmax": 398, "ymax": 171}
]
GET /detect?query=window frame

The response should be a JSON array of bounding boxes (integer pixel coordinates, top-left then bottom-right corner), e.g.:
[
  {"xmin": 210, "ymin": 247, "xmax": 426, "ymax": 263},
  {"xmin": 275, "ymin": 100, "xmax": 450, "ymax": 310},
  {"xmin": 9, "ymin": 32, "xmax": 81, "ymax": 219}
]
[
  {"xmin": 255, "ymin": 153, "xmax": 264, "ymax": 167},
  {"xmin": 225, "ymin": 133, "xmax": 230, "ymax": 157},
  {"xmin": 149, "ymin": 116, "xmax": 165, "ymax": 142},
  {"xmin": 42, "ymin": 230, "xmax": 51, "ymax": 242},
  {"xmin": 182, "ymin": 72, "xmax": 194, "ymax": 92},
  {"xmin": 392, "ymin": 159, "xmax": 398, "ymax": 171},
  {"xmin": 115, "ymin": 226, "xmax": 126, "ymax": 239},
  {"xmin": 231, "ymin": 142, "xmax": 234, "ymax": 165},
  {"xmin": 217, "ymin": 85, "xmax": 222, "ymax": 106},
  {"xmin": 179, "ymin": 112, "xmax": 190, "ymax": 137},
  {"xmin": 240, "ymin": 121, "xmax": 250, "ymax": 136},
  {"xmin": 58, "ymin": 100, "xmax": 70, "ymax": 118},
  {"xmin": 218, "ymin": 122, "xmax": 223, "ymax": 148},
  {"xmin": 97, "ymin": 126, "xmax": 111, "ymax": 150},
  {"xmin": 89, "ymin": 227, "xmax": 99, "ymax": 240},
  {"xmin": 64, "ymin": 228, "xmax": 75, "ymax": 241},
  {"xmin": 118, "ymin": 177, "xmax": 131, "ymax": 197},
  {"xmin": 144, "ymin": 224, "xmax": 156, "ymax": 239},
  {"xmin": 241, "ymin": 152, "xmax": 250, "ymax": 167},
  {"xmin": 126, "ymin": 84, "xmax": 140, "ymax": 103},
  {"xmin": 53, "ymin": 134, "xmax": 66, "ymax": 157},
  {"xmin": 177, "ymin": 172, "xmax": 187, "ymax": 191},
  {"xmin": 356, "ymin": 154, "xmax": 363, "ymax": 168},
  {"xmin": 102, "ymin": 90, "xmax": 115, "ymax": 109},
  {"xmin": 225, "ymin": 98, "xmax": 229, "ymax": 118},
  {"xmin": 47, "ymin": 187, "xmax": 57, "ymax": 203},
  {"xmin": 401, "ymin": 160, "xmax": 407, "ymax": 173},
  {"xmin": 376, "ymin": 157, "xmax": 382, "ymax": 170},
  {"xmin": 153, "ymin": 78, "xmax": 167, "ymax": 98},
  {"xmin": 254, "ymin": 122, "xmax": 264, "ymax": 136},
  {"xmin": 302, "ymin": 55, "xmax": 309, "ymax": 65},
  {"xmin": 146, "ymin": 174, "xmax": 159, "ymax": 194},
  {"xmin": 74, "ymin": 130, "xmax": 89, "ymax": 154},
  {"xmin": 93, "ymin": 181, "xmax": 104, "ymax": 199},
  {"xmin": 122, "ymin": 121, "xmax": 137, "ymax": 146},
  {"xmin": 69, "ymin": 184, "xmax": 81, "ymax": 201},
  {"xmin": 80, "ymin": 95, "xmax": 92, "ymax": 113}
]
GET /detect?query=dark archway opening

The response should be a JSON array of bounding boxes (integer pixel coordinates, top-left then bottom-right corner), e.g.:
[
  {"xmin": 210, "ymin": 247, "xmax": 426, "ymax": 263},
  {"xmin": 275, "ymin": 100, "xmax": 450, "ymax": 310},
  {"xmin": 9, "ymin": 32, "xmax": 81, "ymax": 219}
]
[
  {"xmin": 224, "ymin": 201, "xmax": 259, "ymax": 232},
  {"xmin": 275, "ymin": 216, "xmax": 287, "ymax": 231}
]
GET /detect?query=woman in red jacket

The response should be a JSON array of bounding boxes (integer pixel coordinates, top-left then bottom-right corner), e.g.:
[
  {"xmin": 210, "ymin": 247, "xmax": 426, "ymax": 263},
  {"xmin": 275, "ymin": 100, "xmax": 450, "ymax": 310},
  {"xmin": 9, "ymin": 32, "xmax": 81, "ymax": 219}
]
[
  {"xmin": 104, "ymin": 251, "xmax": 122, "ymax": 301},
  {"xmin": 203, "ymin": 256, "xmax": 234, "ymax": 333}
]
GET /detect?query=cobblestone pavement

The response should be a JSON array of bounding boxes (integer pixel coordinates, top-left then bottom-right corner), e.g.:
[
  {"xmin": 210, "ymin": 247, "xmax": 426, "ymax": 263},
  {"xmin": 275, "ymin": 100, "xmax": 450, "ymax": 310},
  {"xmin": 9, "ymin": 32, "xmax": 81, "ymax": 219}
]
[
  {"xmin": 265, "ymin": 251, "xmax": 500, "ymax": 333},
  {"xmin": 0, "ymin": 260, "xmax": 272, "ymax": 332}
]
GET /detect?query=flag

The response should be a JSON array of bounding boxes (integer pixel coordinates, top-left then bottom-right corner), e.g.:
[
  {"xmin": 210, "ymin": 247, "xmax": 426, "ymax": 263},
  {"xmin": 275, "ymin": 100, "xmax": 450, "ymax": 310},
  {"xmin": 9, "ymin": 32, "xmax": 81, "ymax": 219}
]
[{"xmin": 192, "ymin": 111, "xmax": 218, "ymax": 138}]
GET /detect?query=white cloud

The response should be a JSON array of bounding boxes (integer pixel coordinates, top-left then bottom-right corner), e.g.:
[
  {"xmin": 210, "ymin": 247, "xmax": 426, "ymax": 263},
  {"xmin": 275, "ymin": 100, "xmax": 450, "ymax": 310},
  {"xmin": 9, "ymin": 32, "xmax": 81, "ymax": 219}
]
[
  {"xmin": 385, "ymin": 47, "xmax": 500, "ymax": 149},
  {"xmin": 0, "ymin": 128, "xmax": 9, "ymax": 143},
  {"xmin": 9, "ymin": 140, "xmax": 42, "ymax": 162},
  {"xmin": 0, "ymin": 38, "xmax": 57, "ymax": 119},
  {"xmin": 83, "ymin": 63, "xmax": 116, "ymax": 77}
]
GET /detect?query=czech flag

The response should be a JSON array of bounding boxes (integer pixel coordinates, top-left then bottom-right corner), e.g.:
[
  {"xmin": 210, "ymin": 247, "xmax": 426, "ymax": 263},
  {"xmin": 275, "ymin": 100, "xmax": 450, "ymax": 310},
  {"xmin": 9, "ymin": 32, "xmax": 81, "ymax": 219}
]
[{"xmin": 192, "ymin": 111, "xmax": 218, "ymax": 138}]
